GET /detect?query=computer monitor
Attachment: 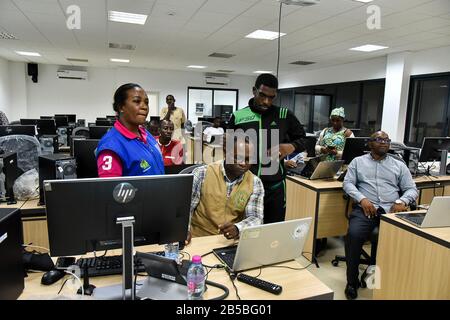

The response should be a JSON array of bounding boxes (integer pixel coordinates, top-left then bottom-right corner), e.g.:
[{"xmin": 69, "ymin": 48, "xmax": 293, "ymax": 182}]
[
  {"xmin": 73, "ymin": 139, "xmax": 99, "ymax": 178},
  {"xmin": 89, "ymin": 125, "xmax": 112, "ymax": 139},
  {"xmin": 54, "ymin": 115, "xmax": 69, "ymax": 127},
  {"xmin": 44, "ymin": 175, "xmax": 193, "ymax": 256},
  {"xmin": 0, "ymin": 125, "xmax": 36, "ymax": 137},
  {"xmin": 20, "ymin": 119, "xmax": 56, "ymax": 135},
  {"xmin": 95, "ymin": 119, "xmax": 113, "ymax": 126},
  {"xmin": 341, "ymin": 137, "xmax": 371, "ymax": 164},
  {"xmin": 55, "ymin": 114, "xmax": 76, "ymax": 123},
  {"xmin": 198, "ymin": 117, "xmax": 214, "ymax": 123},
  {"xmin": 418, "ymin": 137, "xmax": 450, "ymax": 162},
  {"xmin": 213, "ymin": 105, "xmax": 233, "ymax": 121}
]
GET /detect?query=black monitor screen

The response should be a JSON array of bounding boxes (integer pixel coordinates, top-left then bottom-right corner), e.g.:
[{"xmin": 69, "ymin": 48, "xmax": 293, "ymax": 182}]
[
  {"xmin": 55, "ymin": 114, "xmax": 76, "ymax": 123},
  {"xmin": 54, "ymin": 116, "xmax": 68, "ymax": 127},
  {"xmin": 73, "ymin": 139, "xmax": 99, "ymax": 178},
  {"xmin": 89, "ymin": 126, "xmax": 112, "ymax": 139},
  {"xmin": 20, "ymin": 119, "xmax": 55, "ymax": 135},
  {"xmin": 96, "ymin": 119, "xmax": 113, "ymax": 126},
  {"xmin": 342, "ymin": 137, "xmax": 371, "ymax": 165},
  {"xmin": 419, "ymin": 137, "xmax": 450, "ymax": 162},
  {"xmin": 0, "ymin": 125, "xmax": 36, "ymax": 137},
  {"xmin": 44, "ymin": 175, "xmax": 193, "ymax": 256}
]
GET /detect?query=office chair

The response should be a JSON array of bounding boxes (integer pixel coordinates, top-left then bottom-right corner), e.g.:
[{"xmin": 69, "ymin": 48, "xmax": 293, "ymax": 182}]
[
  {"xmin": 72, "ymin": 127, "xmax": 90, "ymax": 138},
  {"xmin": 0, "ymin": 135, "xmax": 41, "ymax": 172},
  {"xmin": 332, "ymin": 194, "xmax": 416, "ymax": 288},
  {"xmin": 179, "ymin": 164, "xmax": 203, "ymax": 174}
]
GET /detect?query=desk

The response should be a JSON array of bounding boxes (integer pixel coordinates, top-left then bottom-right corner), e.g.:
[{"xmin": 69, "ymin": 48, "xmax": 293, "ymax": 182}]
[
  {"xmin": 20, "ymin": 235, "xmax": 333, "ymax": 300},
  {"xmin": 374, "ymin": 213, "xmax": 450, "ymax": 299},
  {"xmin": 285, "ymin": 175, "xmax": 450, "ymax": 262},
  {"xmin": 1, "ymin": 199, "xmax": 48, "ymax": 250}
]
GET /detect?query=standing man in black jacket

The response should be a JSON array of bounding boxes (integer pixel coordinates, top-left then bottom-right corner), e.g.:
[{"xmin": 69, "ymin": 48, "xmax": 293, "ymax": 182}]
[{"xmin": 228, "ymin": 73, "xmax": 307, "ymax": 223}]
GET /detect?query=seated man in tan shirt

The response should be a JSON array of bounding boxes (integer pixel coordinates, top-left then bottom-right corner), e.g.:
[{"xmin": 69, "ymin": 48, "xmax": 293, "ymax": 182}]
[{"xmin": 186, "ymin": 136, "xmax": 264, "ymax": 243}]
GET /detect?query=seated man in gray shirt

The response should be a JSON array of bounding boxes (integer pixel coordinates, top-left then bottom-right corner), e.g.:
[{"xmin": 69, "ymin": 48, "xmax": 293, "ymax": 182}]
[{"xmin": 343, "ymin": 130, "xmax": 418, "ymax": 300}]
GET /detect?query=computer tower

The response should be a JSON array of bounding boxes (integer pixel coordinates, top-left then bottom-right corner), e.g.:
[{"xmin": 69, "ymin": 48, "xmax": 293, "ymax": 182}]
[
  {"xmin": 57, "ymin": 127, "xmax": 68, "ymax": 147},
  {"xmin": 0, "ymin": 152, "xmax": 20, "ymax": 205},
  {"xmin": 0, "ymin": 208, "xmax": 24, "ymax": 300},
  {"xmin": 39, "ymin": 154, "xmax": 77, "ymax": 205},
  {"xmin": 39, "ymin": 135, "xmax": 59, "ymax": 155}
]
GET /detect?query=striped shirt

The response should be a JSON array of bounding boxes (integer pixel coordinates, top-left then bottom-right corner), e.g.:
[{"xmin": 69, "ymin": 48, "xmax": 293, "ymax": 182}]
[{"xmin": 190, "ymin": 161, "xmax": 264, "ymax": 232}]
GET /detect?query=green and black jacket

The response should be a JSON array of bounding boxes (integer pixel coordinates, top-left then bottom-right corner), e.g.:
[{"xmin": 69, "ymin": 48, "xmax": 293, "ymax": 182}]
[{"xmin": 228, "ymin": 103, "xmax": 307, "ymax": 185}]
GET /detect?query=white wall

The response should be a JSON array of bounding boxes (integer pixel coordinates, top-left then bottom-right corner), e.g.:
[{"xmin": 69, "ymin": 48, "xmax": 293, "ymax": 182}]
[
  {"xmin": 410, "ymin": 45, "xmax": 450, "ymax": 76},
  {"xmin": 278, "ymin": 57, "xmax": 387, "ymax": 89},
  {"xmin": 13, "ymin": 63, "xmax": 254, "ymax": 123},
  {"xmin": 9, "ymin": 62, "xmax": 28, "ymax": 122},
  {"xmin": 0, "ymin": 57, "xmax": 10, "ymax": 116}
]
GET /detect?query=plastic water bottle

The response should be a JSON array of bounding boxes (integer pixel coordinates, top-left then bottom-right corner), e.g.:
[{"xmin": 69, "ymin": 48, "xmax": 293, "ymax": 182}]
[
  {"xmin": 164, "ymin": 242, "xmax": 179, "ymax": 261},
  {"xmin": 187, "ymin": 255, "xmax": 206, "ymax": 300}
]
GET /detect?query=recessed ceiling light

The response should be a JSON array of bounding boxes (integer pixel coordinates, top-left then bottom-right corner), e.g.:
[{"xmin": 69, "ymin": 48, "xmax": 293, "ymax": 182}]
[
  {"xmin": 353, "ymin": 0, "xmax": 374, "ymax": 3},
  {"xmin": 187, "ymin": 65, "xmax": 207, "ymax": 69},
  {"xmin": 110, "ymin": 58, "xmax": 130, "ymax": 63},
  {"xmin": 108, "ymin": 11, "xmax": 148, "ymax": 25},
  {"xmin": 245, "ymin": 30, "xmax": 286, "ymax": 40},
  {"xmin": 349, "ymin": 44, "xmax": 388, "ymax": 52},
  {"xmin": 253, "ymin": 70, "xmax": 273, "ymax": 74},
  {"xmin": 15, "ymin": 51, "xmax": 41, "ymax": 57}
]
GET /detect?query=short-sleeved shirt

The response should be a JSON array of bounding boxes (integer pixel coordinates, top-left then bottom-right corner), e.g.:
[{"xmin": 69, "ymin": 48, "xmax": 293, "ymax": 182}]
[
  {"xmin": 156, "ymin": 137, "xmax": 184, "ymax": 166},
  {"xmin": 96, "ymin": 121, "xmax": 164, "ymax": 177}
]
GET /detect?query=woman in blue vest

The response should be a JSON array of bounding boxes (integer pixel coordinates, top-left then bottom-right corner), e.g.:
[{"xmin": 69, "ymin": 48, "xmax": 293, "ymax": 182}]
[{"xmin": 96, "ymin": 83, "xmax": 164, "ymax": 177}]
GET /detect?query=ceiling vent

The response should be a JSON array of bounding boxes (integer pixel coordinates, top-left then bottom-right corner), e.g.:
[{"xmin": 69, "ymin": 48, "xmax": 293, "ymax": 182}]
[
  {"xmin": 205, "ymin": 74, "xmax": 230, "ymax": 85},
  {"xmin": 216, "ymin": 69, "xmax": 234, "ymax": 73},
  {"xmin": 109, "ymin": 42, "xmax": 136, "ymax": 50},
  {"xmin": 208, "ymin": 52, "xmax": 235, "ymax": 58},
  {"xmin": 290, "ymin": 60, "xmax": 316, "ymax": 65},
  {"xmin": 0, "ymin": 32, "xmax": 18, "ymax": 40},
  {"xmin": 279, "ymin": 0, "xmax": 320, "ymax": 6},
  {"xmin": 67, "ymin": 58, "xmax": 89, "ymax": 63}
]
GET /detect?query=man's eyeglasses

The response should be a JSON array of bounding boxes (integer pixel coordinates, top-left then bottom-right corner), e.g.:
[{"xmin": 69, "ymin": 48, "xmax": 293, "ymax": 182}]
[{"xmin": 370, "ymin": 137, "xmax": 391, "ymax": 144}]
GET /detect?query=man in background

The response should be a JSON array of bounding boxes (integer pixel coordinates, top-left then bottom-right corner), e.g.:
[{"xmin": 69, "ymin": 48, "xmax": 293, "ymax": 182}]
[{"xmin": 160, "ymin": 95, "xmax": 186, "ymax": 141}]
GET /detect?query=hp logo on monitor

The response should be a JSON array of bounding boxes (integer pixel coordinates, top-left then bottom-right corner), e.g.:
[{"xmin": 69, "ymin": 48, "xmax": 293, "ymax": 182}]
[{"xmin": 113, "ymin": 183, "xmax": 137, "ymax": 204}]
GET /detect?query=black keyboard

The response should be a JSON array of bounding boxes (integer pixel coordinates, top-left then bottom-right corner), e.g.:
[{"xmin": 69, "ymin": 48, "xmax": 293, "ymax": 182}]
[
  {"xmin": 76, "ymin": 251, "xmax": 165, "ymax": 277},
  {"xmin": 213, "ymin": 246, "xmax": 237, "ymax": 269},
  {"xmin": 397, "ymin": 213, "xmax": 425, "ymax": 226}
]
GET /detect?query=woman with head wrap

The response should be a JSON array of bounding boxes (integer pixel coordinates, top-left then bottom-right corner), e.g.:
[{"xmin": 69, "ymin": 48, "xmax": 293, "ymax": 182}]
[{"xmin": 315, "ymin": 107, "xmax": 354, "ymax": 160}]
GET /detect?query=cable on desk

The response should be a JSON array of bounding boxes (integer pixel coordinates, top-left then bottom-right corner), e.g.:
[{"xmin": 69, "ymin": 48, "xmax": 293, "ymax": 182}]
[
  {"xmin": 180, "ymin": 250, "xmax": 191, "ymax": 261},
  {"xmin": 201, "ymin": 251, "xmax": 213, "ymax": 258},
  {"xmin": 267, "ymin": 263, "xmax": 314, "ymax": 271},
  {"xmin": 228, "ymin": 272, "xmax": 241, "ymax": 300},
  {"xmin": 205, "ymin": 280, "xmax": 229, "ymax": 300}
]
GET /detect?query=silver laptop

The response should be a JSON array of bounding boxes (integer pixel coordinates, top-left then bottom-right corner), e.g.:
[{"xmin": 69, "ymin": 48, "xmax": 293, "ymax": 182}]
[
  {"xmin": 309, "ymin": 160, "xmax": 344, "ymax": 180},
  {"xmin": 213, "ymin": 218, "xmax": 312, "ymax": 272},
  {"xmin": 396, "ymin": 196, "xmax": 450, "ymax": 228}
]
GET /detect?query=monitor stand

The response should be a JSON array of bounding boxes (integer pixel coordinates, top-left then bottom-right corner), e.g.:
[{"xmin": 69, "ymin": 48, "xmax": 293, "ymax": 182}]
[{"xmin": 91, "ymin": 216, "xmax": 136, "ymax": 300}]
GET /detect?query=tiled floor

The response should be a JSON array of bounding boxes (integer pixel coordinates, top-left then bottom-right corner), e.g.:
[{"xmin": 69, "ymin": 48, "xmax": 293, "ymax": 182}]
[{"xmin": 305, "ymin": 237, "xmax": 374, "ymax": 300}]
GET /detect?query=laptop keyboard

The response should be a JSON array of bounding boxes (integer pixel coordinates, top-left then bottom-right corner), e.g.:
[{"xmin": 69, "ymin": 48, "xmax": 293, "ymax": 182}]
[
  {"xmin": 397, "ymin": 213, "xmax": 425, "ymax": 226},
  {"xmin": 213, "ymin": 245, "xmax": 237, "ymax": 269}
]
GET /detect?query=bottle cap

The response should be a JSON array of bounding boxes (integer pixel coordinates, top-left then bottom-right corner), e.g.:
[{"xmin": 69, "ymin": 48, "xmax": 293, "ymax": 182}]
[{"xmin": 192, "ymin": 255, "xmax": 202, "ymax": 263}]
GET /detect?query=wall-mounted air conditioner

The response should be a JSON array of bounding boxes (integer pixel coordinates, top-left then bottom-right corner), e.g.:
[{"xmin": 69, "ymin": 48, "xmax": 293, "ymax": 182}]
[
  {"xmin": 205, "ymin": 75, "xmax": 230, "ymax": 86},
  {"xmin": 57, "ymin": 69, "xmax": 88, "ymax": 80}
]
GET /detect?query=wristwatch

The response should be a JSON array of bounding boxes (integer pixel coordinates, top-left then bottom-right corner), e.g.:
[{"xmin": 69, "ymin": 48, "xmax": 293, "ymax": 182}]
[{"xmin": 395, "ymin": 199, "xmax": 406, "ymax": 205}]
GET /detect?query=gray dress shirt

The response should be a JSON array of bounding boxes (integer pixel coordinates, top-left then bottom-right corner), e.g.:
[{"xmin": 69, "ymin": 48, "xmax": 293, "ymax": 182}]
[{"xmin": 343, "ymin": 153, "xmax": 418, "ymax": 213}]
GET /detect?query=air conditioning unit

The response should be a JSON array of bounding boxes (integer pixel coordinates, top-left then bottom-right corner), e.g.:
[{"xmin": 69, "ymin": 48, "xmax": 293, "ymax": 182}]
[
  {"xmin": 205, "ymin": 75, "xmax": 230, "ymax": 86},
  {"xmin": 57, "ymin": 69, "xmax": 88, "ymax": 80}
]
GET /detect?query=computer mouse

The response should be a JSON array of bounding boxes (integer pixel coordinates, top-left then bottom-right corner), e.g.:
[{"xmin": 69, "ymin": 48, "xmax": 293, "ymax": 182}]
[{"xmin": 41, "ymin": 269, "xmax": 65, "ymax": 285}]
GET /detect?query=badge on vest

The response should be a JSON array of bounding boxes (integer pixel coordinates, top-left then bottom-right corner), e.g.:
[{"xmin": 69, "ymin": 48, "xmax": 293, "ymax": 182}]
[
  {"xmin": 140, "ymin": 159, "xmax": 151, "ymax": 172},
  {"xmin": 233, "ymin": 190, "xmax": 249, "ymax": 211}
]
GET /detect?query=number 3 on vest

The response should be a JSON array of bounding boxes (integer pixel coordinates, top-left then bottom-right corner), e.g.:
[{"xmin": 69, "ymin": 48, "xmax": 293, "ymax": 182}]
[{"xmin": 102, "ymin": 155, "xmax": 113, "ymax": 170}]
